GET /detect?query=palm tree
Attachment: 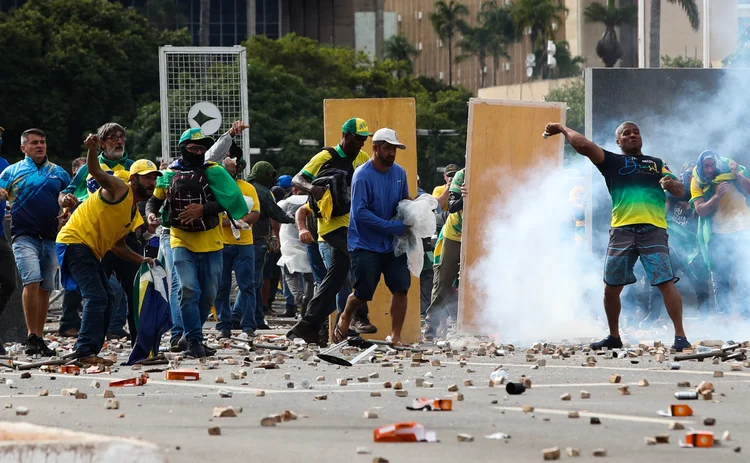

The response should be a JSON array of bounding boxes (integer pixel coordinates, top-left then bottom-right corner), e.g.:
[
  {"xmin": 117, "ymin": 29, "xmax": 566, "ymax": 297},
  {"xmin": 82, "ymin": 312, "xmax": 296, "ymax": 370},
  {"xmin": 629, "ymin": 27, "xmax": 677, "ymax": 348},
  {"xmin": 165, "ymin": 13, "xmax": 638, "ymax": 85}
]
[
  {"xmin": 384, "ymin": 34, "xmax": 421, "ymax": 77},
  {"xmin": 199, "ymin": 0, "xmax": 210, "ymax": 46},
  {"xmin": 649, "ymin": 0, "xmax": 699, "ymax": 68},
  {"xmin": 456, "ymin": 25, "xmax": 492, "ymax": 89},
  {"xmin": 510, "ymin": 0, "xmax": 568, "ymax": 78},
  {"xmin": 584, "ymin": 0, "xmax": 637, "ymax": 67},
  {"xmin": 479, "ymin": 0, "xmax": 517, "ymax": 86},
  {"xmin": 429, "ymin": 0, "xmax": 469, "ymax": 87}
]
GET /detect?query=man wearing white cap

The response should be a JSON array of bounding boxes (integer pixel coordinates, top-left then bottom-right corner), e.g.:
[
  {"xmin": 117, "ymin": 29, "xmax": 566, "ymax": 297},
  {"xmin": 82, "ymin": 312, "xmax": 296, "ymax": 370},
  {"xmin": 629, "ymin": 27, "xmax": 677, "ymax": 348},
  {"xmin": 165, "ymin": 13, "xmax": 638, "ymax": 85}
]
[{"xmin": 333, "ymin": 128, "xmax": 412, "ymax": 345}]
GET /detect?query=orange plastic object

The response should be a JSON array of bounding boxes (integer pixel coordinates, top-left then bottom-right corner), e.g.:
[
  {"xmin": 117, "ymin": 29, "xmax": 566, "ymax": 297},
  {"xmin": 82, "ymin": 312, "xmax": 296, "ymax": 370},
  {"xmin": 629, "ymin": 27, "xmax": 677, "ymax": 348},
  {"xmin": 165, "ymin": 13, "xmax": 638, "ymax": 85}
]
[
  {"xmin": 109, "ymin": 374, "xmax": 148, "ymax": 387},
  {"xmin": 374, "ymin": 422, "xmax": 435, "ymax": 442},
  {"xmin": 165, "ymin": 369, "xmax": 200, "ymax": 381},
  {"xmin": 407, "ymin": 398, "xmax": 453, "ymax": 411},
  {"xmin": 685, "ymin": 431, "xmax": 714, "ymax": 448},
  {"xmin": 60, "ymin": 365, "xmax": 80, "ymax": 374},
  {"xmin": 670, "ymin": 404, "xmax": 693, "ymax": 417}
]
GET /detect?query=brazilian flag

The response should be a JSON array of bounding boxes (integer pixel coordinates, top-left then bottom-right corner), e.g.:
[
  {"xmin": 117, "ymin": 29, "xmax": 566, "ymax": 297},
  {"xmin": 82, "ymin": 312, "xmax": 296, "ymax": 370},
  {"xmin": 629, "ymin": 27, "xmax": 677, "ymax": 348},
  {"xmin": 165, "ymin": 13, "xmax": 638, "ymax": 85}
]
[{"xmin": 127, "ymin": 262, "xmax": 171, "ymax": 365}]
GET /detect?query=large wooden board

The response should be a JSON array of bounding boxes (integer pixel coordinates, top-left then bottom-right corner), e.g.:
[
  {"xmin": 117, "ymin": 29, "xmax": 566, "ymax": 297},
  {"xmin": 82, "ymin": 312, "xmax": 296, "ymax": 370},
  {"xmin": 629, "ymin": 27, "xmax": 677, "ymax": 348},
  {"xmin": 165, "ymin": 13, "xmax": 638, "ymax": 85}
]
[
  {"xmin": 459, "ymin": 99, "xmax": 566, "ymax": 333},
  {"xmin": 323, "ymin": 98, "xmax": 420, "ymax": 343}
]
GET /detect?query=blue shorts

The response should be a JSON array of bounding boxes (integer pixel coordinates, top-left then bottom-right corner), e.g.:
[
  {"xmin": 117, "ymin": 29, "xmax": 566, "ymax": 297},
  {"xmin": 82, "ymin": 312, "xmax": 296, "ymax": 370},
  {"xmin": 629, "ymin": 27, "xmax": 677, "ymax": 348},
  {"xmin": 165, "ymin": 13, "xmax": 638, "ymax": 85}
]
[
  {"xmin": 350, "ymin": 249, "xmax": 410, "ymax": 301},
  {"xmin": 12, "ymin": 235, "xmax": 58, "ymax": 291},
  {"xmin": 604, "ymin": 225, "xmax": 676, "ymax": 286}
]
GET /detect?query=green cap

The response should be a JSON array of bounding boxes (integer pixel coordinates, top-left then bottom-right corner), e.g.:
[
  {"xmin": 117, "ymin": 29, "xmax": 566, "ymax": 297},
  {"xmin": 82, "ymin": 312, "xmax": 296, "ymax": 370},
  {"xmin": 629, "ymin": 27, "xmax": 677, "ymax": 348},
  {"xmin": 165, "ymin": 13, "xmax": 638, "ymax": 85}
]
[
  {"xmin": 178, "ymin": 128, "xmax": 215, "ymax": 148},
  {"xmin": 341, "ymin": 118, "xmax": 371, "ymax": 136}
]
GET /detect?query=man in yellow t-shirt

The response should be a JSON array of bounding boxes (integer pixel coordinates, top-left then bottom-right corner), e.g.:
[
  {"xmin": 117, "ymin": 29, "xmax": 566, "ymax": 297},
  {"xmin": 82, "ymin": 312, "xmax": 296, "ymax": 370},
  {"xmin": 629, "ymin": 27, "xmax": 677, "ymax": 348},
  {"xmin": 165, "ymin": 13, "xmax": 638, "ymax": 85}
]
[
  {"xmin": 287, "ymin": 117, "xmax": 373, "ymax": 345},
  {"xmin": 689, "ymin": 150, "xmax": 750, "ymax": 316},
  {"xmin": 215, "ymin": 157, "xmax": 260, "ymax": 338},
  {"xmin": 145, "ymin": 128, "xmax": 253, "ymax": 358},
  {"xmin": 432, "ymin": 163, "xmax": 459, "ymax": 212},
  {"xmin": 57, "ymin": 134, "xmax": 159, "ymax": 366}
]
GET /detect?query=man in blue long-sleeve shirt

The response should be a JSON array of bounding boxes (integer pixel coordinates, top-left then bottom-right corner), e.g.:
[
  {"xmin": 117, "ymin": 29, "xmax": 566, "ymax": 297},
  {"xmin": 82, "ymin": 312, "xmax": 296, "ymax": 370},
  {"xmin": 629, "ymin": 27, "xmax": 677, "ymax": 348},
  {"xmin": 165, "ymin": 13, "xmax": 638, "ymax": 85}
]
[{"xmin": 334, "ymin": 128, "xmax": 411, "ymax": 345}]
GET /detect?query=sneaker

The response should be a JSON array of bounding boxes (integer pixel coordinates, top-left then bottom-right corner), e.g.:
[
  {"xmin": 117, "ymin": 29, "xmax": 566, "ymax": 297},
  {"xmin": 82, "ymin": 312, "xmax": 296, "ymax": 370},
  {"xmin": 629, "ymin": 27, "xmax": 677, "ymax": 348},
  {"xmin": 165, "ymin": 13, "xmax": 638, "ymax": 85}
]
[
  {"xmin": 242, "ymin": 330, "xmax": 255, "ymax": 338},
  {"xmin": 351, "ymin": 316, "xmax": 377, "ymax": 334},
  {"xmin": 672, "ymin": 336, "xmax": 691, "ymax": 352},
  {"xmin": 257, "ymin": 322, "xmax": 271, "ymax": 330},
  {"xmin": 0, "ymin": 340, "xmax": 5, "ymax": 356},
  {"xmin": 78, "ymin": 355, "xmax": 114, "ymax": 366},
  {"xmin": 203, "ymin": 344, "xmax": 217, "ymax": 357},
  {"xmin": 281, "ymin": 305, "xmax": 297, "ymax": 318},
  {"xmin": 231, "ymin": 320, "xmax": 241, "ymax": 330},
  {"xmin": 287, "ymin": 320, "xmax": 322, "ymax": 345},
  {"xmin": 107, "ymin": 329, "xmax": 130, "ymax": 340},
  {"xmin": 183, "ymin": 340, "xmax": 206, "ymax": 359},
  {"xmin": 170, "ymin": 336, "xmax": 189, "ymax": 353},
  {"xmin": 35, "ymin": 336, "xmax": 56, "ymax": 357},
  {"xmin": 23, "ymin": 335, "xmax": 40, "ymax": 356},
  {"xmin": 590, "ymin": 335, "xmax": 623, "ymax": 350},
  {"xmin": 217, "ymin": 330, "xmax": 232, "ymax": 340}
]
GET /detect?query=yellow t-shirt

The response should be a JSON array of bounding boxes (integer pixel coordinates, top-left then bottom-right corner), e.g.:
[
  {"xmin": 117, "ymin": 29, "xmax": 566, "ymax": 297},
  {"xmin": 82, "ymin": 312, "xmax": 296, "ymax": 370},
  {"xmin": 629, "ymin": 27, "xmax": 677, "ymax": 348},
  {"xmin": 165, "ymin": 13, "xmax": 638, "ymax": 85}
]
[
  {"xmin": 57, "ymin": 186, "xmax": 143, "ymax": 260},
  {"xmin": 221, "ymin": 179, "xmax": 261, "ymax": 245},
  {"xmin": 690, "ymin": 178, "xmax": 750, "ymax": 234},
  {"xmin": 300, "ymin": 146, "xmax": 369, "ymax": 237},
  {"xmin": 432, "ymin": 184, "xmax": 449, "ymax": 211}
]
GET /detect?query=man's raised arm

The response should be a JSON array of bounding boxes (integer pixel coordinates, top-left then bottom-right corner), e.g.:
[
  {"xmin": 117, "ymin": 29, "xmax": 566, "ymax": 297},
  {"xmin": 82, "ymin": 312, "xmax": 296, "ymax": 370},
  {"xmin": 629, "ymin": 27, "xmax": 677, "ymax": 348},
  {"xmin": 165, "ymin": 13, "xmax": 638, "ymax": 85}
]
[
  {"xmin": 83, "ymin": 134, "xmax": 129, "ymax": 203},
  {"xmin": 544, "ymin": 123, "xmax": 605, "ymax": 164}
]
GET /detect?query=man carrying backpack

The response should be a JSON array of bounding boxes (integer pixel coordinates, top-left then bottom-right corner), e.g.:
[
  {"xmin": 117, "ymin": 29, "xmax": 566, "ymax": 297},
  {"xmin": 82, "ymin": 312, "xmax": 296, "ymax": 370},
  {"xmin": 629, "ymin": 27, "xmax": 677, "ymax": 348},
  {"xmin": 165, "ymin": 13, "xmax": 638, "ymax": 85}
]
[
  {"xmin": 287, "ymin": 117, "xmax": 376, "ymax": 345},
  {"xmin": 146, "ymin": 128, "xmax": 253, "ymax": 358}
]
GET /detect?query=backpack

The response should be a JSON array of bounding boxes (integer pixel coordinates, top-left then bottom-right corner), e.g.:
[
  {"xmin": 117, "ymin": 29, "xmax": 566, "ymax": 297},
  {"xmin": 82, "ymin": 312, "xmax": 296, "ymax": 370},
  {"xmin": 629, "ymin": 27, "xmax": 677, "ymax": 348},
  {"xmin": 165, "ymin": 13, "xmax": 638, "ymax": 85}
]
[
  {"xmin": 306, "ymin": 147, "xmax": 359, "ymax": 219},
  {"xmin": 167, "ymin": 163, "xmax": 219, "ymax": 232}
]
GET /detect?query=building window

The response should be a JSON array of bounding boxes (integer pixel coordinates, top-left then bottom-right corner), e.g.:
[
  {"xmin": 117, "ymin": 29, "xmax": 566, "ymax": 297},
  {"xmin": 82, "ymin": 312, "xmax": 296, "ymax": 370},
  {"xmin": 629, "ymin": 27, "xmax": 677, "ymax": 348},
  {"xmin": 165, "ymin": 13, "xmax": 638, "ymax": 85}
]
[{"xmin": 256, "ymin": 0, "xmax": 280, "ymax": 39}]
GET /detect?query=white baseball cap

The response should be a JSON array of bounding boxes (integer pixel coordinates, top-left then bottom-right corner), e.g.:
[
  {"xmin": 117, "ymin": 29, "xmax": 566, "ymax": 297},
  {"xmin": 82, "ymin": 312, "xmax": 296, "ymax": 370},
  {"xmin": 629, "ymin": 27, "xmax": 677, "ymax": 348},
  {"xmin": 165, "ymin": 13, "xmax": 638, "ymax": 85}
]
[{"xmin": 372, "ymin": 128, "xmax": 406, "ymax": 149}]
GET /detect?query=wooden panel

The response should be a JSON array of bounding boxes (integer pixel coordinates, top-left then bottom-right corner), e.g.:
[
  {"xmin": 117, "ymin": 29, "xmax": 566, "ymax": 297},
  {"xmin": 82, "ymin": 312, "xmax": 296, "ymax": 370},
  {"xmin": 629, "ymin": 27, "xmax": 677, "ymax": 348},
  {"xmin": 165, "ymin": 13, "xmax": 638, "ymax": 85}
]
[
  {"xmin": 459, "ymin": 99, "xmax": 566, "ymax": 333},
  {"xmin": 323, "ymin": 98, "xmax": 421, "ymax": 344}
]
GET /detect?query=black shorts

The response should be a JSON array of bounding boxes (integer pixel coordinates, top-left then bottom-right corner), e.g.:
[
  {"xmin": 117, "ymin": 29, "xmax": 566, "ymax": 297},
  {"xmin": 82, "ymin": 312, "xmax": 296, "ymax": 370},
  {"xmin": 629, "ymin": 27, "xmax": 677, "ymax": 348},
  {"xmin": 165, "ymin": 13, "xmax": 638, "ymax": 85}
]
[{"xmin": 350, "ymin": 250, "xmax": 410, "ymax": 301}]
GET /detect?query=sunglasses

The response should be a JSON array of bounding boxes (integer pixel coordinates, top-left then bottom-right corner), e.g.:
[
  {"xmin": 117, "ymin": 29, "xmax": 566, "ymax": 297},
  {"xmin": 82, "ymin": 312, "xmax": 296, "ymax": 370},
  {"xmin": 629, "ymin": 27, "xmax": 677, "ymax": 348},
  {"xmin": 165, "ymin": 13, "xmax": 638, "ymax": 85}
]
[
  {"xmin": 352, "ymin": 134, "xmax": 368, "ymax": 143},
  {"xmin": 107, "ymin": 134, "xmax": 127, "ymax": 142},
  {"xmin": 185, "ymin": 144, "xmax": 208, "ymax": 154}
]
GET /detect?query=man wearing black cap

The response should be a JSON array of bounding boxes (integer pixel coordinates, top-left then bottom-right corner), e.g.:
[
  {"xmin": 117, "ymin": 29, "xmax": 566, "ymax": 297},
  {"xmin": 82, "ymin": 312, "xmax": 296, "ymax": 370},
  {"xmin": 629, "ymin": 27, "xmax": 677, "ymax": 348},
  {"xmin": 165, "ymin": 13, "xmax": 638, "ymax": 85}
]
[
  {"xmin": 288, "ymin": 117, "xmax": 375, "ymax": 345},
  {"xmin": 433, "ymin": 164, "xmax": 459, "ymax": 212}
]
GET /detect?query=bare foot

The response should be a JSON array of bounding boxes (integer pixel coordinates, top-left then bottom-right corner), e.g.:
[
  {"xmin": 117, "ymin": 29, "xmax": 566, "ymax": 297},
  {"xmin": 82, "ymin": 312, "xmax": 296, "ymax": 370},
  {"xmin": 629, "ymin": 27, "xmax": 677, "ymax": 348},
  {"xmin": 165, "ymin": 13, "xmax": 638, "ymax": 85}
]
[{"xmin": 390, "ymin": 334, "xmax": 404, "ymax": 347}]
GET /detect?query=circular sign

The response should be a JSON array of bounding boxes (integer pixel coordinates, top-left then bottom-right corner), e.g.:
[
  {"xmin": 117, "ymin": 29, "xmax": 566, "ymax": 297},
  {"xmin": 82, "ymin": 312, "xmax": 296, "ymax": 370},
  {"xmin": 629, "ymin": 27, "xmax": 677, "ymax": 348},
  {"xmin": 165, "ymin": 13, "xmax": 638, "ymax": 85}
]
[{"xmin": 187, "ymin": 101, "xmax": 222, "ymax": 135}]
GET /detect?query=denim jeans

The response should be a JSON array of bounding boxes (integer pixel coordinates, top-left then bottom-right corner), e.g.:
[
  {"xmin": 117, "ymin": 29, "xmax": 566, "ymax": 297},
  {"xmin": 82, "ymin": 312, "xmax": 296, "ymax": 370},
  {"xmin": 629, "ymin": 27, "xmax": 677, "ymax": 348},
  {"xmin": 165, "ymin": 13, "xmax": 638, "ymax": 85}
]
[
  {"xmin": 252, "ymin": 244, "xmax": 268, "ymax": 326},
  {"xmin": 59, "ymin": 290, "xmax": 82, "ymax": 333},
  {"xmin": 306, "ymin": 242, "xmax": 327, "ymax": 286},
  {"xmin": 0, "ymin": 235, "xmax": 17, "ymax": 318},
  {"xmin": 216, "ymin": 244, "xmax": 256, "ymax": 332},
  {"xmin": 107, "ymin": 275, "xmax": 128, "ymax": 333},
  {"xmin": 66, "ymin": 244, "xmax": 115, "ymax": 357},
  {"xmin": 173, "ymin": 247, "xmax": 222, "ymax": 343},
  {"xmin": 159, "ymin": 233, "xmax": 183, "ymax": 343}
]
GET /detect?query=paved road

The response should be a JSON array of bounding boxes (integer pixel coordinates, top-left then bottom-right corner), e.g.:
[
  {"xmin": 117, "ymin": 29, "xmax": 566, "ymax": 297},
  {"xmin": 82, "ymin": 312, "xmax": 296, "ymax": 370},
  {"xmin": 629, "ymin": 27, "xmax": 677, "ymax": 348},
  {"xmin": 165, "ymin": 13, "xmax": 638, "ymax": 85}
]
[{"xmin": 1, "ymin": 326, "xmax": 746, "ymax": 463}]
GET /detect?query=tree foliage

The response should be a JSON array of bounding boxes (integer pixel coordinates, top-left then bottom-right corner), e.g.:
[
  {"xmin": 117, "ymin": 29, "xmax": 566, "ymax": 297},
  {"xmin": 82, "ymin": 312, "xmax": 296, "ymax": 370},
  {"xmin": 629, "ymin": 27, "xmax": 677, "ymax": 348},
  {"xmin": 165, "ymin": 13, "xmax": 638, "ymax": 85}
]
[
  {"xmin": 661, "ymin": 55, "xmax": 703, "ymax": 68},
  {"xmin": 511, "ymin": 0, "xmax": 568, "ymax": 78},
  {"xmin": 0, "ymin": 0, "xmax": 190, "ymax": 163},
  {"xmin": 384, "ymin": 33, "xmax": 421, "ymax": 77},
  {"xmin": 429, "ymin": 0, "xmax": 470, "ymax": 87},
  {"xmin": 544, "ymin": 79, "xmax": 584, "ymax": 162}
]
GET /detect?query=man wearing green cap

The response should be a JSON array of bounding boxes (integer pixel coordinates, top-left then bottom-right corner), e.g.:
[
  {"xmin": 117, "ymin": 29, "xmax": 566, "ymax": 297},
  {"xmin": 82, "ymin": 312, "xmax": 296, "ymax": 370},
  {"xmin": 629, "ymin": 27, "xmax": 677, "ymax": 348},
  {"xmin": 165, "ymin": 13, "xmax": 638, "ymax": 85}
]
[
  {"xmin": 146, "ymin": 127, "xmax": 253, "ymax": 358},
  {"xmin": 287, "ymin": 117, "xmax": 375, "ymax": 345}
]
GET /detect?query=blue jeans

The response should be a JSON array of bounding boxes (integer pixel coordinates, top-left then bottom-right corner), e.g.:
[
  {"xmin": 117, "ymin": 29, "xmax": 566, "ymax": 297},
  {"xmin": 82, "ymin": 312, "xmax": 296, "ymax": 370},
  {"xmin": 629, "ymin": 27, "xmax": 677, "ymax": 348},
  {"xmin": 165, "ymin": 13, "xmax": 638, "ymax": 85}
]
[
  {"xmin": 12, "ymin": 235, "xmax": 57, "ymax": 291},
  {"xmin": 216, "ymin": 244, "xmax": 256, "ymax": 332},
  {"xmin": 107, "ymin": 275, "xmax": 128, "ymax": 333},
  {"xmin": 160, "ymin": 233, "xmax": 183, "ymax": 343},
  {"xmin": 319, "ymin": 241, "xmax": 350, "ymax": 313},
  {"xmin": 60, "ymin": 289, "xmax": 82, "ymax": 333},
  {"xmin": 173, "ymin": 247, "xmax": 222, "ymax": 344},
  {"xmin": 306, "ymin": 242, "xmax": 327, "ymax": 285},
  {"xmin": 252, "ymin": 244, "xmax": 267, "ymax": 326},
  {"xmin": 65, "ymin": 244, "xmax": 115, "ymax": 357}
]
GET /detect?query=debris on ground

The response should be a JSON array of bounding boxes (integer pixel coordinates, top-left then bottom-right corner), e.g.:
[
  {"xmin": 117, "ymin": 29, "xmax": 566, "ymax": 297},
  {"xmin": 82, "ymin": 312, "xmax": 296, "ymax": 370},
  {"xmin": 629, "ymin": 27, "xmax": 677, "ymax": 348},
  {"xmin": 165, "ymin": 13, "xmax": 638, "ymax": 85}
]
[{"xmin": 542, "ymin": 447, "xmax": 561, "ymax": 460}]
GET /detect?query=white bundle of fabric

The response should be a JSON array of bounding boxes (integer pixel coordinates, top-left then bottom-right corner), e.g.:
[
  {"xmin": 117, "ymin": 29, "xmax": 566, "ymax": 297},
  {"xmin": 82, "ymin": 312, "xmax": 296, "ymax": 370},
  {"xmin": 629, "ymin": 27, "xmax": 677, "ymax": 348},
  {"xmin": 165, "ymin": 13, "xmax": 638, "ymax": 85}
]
[{"xmin": 393, "ymin": 194, "xmax": 439, "ymax": 276}]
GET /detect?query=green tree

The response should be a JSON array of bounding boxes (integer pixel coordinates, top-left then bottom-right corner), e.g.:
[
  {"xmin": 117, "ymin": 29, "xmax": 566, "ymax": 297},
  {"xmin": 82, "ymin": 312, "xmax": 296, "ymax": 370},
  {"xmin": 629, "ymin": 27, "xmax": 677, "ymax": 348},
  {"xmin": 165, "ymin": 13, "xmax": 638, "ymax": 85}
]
[
  {"xmin": 479, "ymin": 0, "xmax": 517, "ymax": 86},
  {"xmin": 544, "ymin": 79, "xmax": 583, "ymax": 162},
  {"xmin": 583, "ymin": 0, "xmax": 638, "ymax": 67},
  {"xmin": 511, "ymin": 0, "xmax": 568, "ymax": 79},
  {"xmin": 549, "ymin": 40, "xmax": 585, "ymax": 78},
  {"xmin": 649, "ymin": 0, "xmax": 699, "ymax": 68},
  {"xmin": 384, "ymin": 33, "xmax": 420, "ymax": 77},
  {"xmin": 429, "ymin": 0, "xmax": 469, "ymax": 87},
  {"xmin": 661, "ymin": 54, "xmax": 702, "ymax": 68},
  {"xmin": 0, "ymin": 0, "xmax": 190, "ymax": 164},
  {"xmin": 127, "ymin": 102, "xmax": 162, "ymax": 161},
  {"xmin": 456, "ymin": 25, "xmax": 493, "ymax": 89}
]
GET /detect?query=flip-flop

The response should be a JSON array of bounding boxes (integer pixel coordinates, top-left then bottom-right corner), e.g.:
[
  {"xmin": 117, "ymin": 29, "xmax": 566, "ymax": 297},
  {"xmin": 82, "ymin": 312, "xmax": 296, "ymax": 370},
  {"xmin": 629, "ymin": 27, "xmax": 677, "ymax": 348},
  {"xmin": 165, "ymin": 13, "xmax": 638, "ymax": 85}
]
[{"xmin": 332, "ymin": 325, "xmax": 346, "ymax": 344}]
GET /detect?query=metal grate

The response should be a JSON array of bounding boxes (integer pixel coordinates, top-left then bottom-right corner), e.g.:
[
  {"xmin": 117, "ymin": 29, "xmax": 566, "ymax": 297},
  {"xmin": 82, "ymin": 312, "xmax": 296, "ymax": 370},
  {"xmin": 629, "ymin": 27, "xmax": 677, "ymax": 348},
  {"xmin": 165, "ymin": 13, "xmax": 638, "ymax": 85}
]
[{"xmin": 158, "ymin": 46, "xmax": 250, "ymax": 175}]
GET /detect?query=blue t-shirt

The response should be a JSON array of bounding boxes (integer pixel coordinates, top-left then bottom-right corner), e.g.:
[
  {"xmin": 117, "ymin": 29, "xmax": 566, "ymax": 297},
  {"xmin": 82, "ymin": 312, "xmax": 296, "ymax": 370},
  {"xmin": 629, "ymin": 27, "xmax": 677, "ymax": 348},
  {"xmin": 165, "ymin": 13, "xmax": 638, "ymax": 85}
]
[
  {"xmin": 348, "ymin": 160, "xmax": 410, "ymax": 253},
  {"xmin": 0, "ymin": 157, "xmax": 71, "ymax": 239},
  {"xmin": 0, "ymin": 157, "xmax": 8, "ymax": 236}
]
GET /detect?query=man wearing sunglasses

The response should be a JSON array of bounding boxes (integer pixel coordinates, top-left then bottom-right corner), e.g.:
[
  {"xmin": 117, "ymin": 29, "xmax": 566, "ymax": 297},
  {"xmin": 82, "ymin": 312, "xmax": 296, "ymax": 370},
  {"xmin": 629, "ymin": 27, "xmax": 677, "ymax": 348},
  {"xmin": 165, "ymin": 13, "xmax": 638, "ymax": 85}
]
[
  {"xmin": 432, "ymin": 164, "xmax": 459, "ymax": 212},
  {"xmin": 287, "ymin": 117, "xmax": 376, "ymax": 345}
]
